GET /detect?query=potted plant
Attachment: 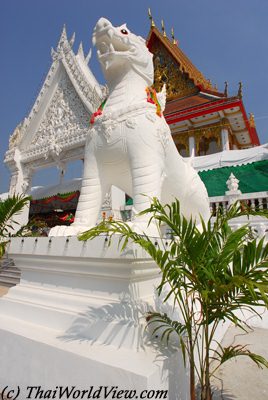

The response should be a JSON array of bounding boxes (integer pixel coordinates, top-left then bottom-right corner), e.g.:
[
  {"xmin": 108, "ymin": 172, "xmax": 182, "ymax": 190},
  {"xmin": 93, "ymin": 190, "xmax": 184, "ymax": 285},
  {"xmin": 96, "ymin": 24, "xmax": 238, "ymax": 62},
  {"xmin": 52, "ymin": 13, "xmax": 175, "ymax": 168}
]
[{"xmin": 79, "ymin": 199, "xmax": 268, "ymax": 400}]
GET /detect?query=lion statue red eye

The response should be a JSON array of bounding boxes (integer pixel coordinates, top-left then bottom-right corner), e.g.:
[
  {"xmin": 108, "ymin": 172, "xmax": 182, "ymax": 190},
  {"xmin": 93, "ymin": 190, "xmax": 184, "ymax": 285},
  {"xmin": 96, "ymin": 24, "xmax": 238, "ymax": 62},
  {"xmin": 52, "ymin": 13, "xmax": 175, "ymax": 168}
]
[{"xmin": 120, "ymin": 29, "xmax": 128, "ymax": 35}]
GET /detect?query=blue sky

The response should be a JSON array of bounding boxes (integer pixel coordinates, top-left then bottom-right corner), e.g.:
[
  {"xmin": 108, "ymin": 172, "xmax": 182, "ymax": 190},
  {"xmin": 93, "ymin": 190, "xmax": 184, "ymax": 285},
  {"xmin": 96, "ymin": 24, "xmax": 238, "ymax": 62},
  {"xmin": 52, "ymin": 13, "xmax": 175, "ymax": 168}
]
[{"xmin": 0, "ymin": 0, "xmax": 268, "ymax": 193}]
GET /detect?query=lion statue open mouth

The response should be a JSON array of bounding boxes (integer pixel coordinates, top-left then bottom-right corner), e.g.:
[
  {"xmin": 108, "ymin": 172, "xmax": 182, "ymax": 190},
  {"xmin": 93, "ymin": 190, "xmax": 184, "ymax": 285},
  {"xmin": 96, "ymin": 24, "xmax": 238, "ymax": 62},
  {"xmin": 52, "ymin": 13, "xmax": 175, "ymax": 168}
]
[{"xmin": 49, "ymin": 18, "xmax": 210, "ymax": 237}]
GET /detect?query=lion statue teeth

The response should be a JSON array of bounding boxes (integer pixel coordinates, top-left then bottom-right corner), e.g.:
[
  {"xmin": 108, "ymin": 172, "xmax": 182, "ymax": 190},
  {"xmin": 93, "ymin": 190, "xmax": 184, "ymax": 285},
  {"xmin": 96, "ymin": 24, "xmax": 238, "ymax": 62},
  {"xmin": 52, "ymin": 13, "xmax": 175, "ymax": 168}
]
[{"xmin": 49, "ymin": 18, "xmax": 210, "ymax": 237}]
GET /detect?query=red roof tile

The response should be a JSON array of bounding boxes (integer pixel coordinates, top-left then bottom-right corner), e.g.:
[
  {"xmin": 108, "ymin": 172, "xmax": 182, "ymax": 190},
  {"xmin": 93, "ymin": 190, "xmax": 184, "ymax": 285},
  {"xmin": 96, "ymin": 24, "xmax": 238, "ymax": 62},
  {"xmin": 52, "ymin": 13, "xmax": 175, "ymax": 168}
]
[{"xmin": 165, "ymin": 94, "xmax": 217, "ymax": 114}]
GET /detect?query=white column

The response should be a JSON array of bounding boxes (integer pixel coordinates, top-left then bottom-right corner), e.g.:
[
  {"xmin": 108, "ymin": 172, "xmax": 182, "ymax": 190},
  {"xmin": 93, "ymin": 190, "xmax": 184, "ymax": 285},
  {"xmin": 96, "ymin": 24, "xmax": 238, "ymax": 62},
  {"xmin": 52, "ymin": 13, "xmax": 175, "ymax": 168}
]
[
  {"xmin": 221, "ymin": 128, "xmax": 230, "ymax": 151},
  {"xmin": 8, "ymin": 149, "xmax": 31, "ymax": 229},
  {"xmin": 189, "ymin": 136, "xmax": 195, "ymax": 157},
  {"xmin": 9, "ymin": 170, "xmax": 20, "ymax": 196}
]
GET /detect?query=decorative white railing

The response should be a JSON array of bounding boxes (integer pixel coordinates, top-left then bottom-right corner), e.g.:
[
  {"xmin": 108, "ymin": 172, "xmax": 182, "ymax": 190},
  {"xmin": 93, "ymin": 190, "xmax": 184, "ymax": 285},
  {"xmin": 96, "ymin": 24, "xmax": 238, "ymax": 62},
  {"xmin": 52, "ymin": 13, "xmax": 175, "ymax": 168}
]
[
  {"xmin": 209, "ymin": 191, "xmax": 268, "ymax": 215},
  {"xmin": 209, "ymin": 191, "xmax": 268, "ymax": 241},
  {"xmin": 119, "ymin": 191, "xmax": 268, "ymax": 241},
  {"xmin": 227, "ymin": 215, "xmax": 268, "ymax": 241}
]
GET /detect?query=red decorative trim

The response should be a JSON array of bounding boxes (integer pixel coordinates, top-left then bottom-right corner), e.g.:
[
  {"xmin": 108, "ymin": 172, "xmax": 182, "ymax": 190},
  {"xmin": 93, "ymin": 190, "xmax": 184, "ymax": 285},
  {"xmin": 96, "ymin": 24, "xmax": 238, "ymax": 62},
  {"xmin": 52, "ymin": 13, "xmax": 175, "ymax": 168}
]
[
  {"xmin": 237, "ymin": 100, "xmax": 260, "ymax": 146},
  {"xmin": 31, "ymin": 191, "xmax": 79, "ymax": 205},
  {"xmin": 165, "ymin": 97, "xmax": 260, "ymax": 147},
  {"xmin": 165, "ymin": 99, "xmax": 241, "ymax": 124}
]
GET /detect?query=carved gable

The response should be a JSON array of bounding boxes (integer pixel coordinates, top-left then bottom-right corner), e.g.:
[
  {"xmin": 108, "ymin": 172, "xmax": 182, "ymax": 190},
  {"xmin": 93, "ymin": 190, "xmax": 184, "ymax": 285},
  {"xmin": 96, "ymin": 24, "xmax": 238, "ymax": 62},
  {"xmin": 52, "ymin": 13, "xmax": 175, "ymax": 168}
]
[
  {"xmin": 30, "ymin": 70, "xmax": 90, "ymax": 149},
  {"xmin": 150, "ymin": 40, "xmax": 199, "ymax": 100},
  {"xmin": 147, "ymin": 27, "xmax": 215, "ymax": 100}
]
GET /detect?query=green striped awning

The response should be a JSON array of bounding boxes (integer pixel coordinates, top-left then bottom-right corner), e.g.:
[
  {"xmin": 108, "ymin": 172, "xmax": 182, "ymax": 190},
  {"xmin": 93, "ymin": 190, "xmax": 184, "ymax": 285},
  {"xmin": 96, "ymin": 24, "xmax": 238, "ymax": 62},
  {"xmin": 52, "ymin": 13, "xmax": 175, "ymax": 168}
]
[{"xmin": 199, "ymin": 160, "xmax": 268, "ymax": 197}]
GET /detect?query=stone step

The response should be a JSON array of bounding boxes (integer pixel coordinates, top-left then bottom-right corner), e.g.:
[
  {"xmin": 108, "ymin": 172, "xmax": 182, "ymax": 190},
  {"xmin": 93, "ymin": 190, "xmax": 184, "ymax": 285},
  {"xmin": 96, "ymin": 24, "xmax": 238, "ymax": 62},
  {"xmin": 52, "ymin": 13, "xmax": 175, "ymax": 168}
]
[
  {"xmin": 1, "ymin": 258, "xmax": 15, "ymax": 267},
  {"xmin": 0, "ymin": 270, "xmax": 20, "ymax": 279},
  {"xmin": 0, "ymin": 258, "xmax": 21, "ymax": 287},
  {"xmin": 0, "ymin": 275, "xmax": 20, "ymax": 287},
  {"xmin": 0, "ymin": 267, "xmax": 20, "ymax": 275}
]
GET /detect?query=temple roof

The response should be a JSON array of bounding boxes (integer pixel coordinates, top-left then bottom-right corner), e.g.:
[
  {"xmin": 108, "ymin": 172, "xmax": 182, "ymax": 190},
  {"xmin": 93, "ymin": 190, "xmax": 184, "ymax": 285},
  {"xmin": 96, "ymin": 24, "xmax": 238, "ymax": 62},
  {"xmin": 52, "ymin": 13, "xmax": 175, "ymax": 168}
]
[
  {"xmin": 146, "ymin": 23, "xmax": 260, "ymax": 148},
  {"xmin": 165, "ymin": 92, "xmax": 222, "ymax": 114},
  {"xmin": 147, "ymin": 25, "xmax": 220, "ymax": 99},
  {"xmin": 165, "ymin": 94, "xmax": 260, "ymax": 148}
]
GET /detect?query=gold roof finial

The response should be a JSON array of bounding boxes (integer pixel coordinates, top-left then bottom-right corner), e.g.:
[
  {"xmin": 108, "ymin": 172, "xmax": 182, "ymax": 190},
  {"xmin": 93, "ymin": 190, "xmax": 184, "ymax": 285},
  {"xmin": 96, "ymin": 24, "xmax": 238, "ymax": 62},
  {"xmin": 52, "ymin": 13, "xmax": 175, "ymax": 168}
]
[
  {"xmin": 249, "ymin": 113, "xmax": 256, "ymax": 128},
  {"xmin": 171, "ymin": 27, "xmax": 176, "ymax": 45},
  {"xmin": 161, "ymin": 20, "xmax": 167, "ymax": 37},
  {"xmin": 148, "ymin": 8, "xmax": 155, "ymax": 27},
  {"xmin": 238, "ymin": 81, "xmax": 243, "ymax": 98},
  {"xmin": 224, "ymin": 81, "xmax": 228, "ymax": 97}
]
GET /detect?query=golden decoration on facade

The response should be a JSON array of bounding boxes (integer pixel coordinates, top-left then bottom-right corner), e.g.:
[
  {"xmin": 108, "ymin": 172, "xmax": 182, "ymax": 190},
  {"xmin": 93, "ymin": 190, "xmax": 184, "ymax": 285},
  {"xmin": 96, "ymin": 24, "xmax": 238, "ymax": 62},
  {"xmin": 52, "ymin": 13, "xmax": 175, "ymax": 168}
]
[
  {"xmin": 148, "ymin": 26, "xmax": 214, "ymax": 97},
  {"xmin": 172, "ymin": 122, "xmax": 229, "ymax": 156},
  {"xmin": 151, "ymin": 40, "xmax": 199, "ymax": 99},
  {"xmin": 195, "ymin": 126, "xmax": 222, "ymax": 156},
  {"xmin": 186, "ymin": 120, "xmax": 229, "ymax": 155},
  {"xmin": 173, "ymin": 131, "xmax": 190, "ymax": 156},
  {"xmin": 170, "ymin": 119, "xmax": 240, "ymax": 154}
]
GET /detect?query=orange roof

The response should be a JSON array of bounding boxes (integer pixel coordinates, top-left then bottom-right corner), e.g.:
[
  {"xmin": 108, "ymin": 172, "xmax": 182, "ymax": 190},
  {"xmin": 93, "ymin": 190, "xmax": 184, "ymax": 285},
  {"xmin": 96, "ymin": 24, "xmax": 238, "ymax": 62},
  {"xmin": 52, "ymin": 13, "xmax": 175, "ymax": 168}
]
[
  {"xmin": 147, "ymin": 26, "xmax": 216, "ymax": 93},
  {"xmin": 165, "ymin": 93, "xmax": 217, "ymax": 114},
  {"xmin": 146, "ymin": 23, "xmax": 260, "ymax": 147}
]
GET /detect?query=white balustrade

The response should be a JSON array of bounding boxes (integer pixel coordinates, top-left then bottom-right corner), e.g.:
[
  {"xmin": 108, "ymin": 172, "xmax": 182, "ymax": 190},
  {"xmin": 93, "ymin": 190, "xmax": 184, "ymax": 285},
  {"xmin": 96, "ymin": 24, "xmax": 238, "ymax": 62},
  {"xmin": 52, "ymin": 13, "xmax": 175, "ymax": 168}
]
[
  {"xmin": 209, "ymin": 191, "xmax": 268, "ymax": 241},
  {"xmin": 210, "ymin": 191, "xmax": 268, "ymax": 214}
]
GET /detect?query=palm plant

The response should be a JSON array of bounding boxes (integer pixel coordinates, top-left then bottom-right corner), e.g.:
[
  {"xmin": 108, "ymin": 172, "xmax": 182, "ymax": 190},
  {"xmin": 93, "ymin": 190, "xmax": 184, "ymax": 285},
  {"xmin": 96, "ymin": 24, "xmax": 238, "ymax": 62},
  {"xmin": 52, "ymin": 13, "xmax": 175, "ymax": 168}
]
[
  {"xmin": 0, "ymin": 194, "xmax": 31, "ymax": 258},
  {"xmin": 79, "ymin": 199, "xmax": 268, "ymax": 400}
]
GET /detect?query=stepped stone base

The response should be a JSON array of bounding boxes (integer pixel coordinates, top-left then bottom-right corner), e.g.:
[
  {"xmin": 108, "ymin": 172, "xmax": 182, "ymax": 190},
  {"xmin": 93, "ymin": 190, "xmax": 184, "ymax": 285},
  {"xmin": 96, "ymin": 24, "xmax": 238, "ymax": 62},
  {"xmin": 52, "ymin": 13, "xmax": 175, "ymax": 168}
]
[
  {"xmin": 0, "ymin": 236, "xmax": 189, "ymax": 400},
  {"xmin": 0, "ymin": 258, "xmax": 21, "ymax": 287}
]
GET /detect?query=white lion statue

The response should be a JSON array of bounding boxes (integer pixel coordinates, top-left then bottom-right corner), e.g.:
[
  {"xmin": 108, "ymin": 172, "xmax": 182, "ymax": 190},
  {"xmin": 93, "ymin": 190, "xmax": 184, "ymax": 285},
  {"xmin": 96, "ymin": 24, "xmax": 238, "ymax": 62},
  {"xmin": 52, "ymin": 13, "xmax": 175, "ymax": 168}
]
[{"xmin": 49, "ymin": 18, "xmax": 210, "ymax": 236}]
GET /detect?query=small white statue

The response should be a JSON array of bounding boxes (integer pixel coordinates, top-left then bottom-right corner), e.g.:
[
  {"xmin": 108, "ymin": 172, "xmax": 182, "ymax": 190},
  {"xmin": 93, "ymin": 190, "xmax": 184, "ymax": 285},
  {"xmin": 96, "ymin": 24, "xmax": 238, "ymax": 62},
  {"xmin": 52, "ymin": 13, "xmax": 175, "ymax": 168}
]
[
  {"xmin": 226, "ymin": 173, "xmax": 240, "ymax": 192},
  {"xmin": 49, "ymin": 18, "xmax": 210, "ymax": 236}
]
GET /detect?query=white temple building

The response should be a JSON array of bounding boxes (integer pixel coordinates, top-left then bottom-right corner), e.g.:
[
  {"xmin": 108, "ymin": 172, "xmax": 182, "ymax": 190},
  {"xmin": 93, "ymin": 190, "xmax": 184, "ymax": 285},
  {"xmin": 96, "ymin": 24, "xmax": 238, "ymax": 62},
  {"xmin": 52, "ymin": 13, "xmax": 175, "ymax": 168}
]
[{"xmin": 4, "ymin": 27, "xmax": 103, "ymax": 202}]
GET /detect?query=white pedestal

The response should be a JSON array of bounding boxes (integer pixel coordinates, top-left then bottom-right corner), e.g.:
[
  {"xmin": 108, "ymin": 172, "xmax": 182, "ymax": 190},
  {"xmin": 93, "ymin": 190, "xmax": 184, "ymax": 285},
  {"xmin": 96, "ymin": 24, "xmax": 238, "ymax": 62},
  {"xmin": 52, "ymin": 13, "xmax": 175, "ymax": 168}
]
[{"xmin": 0, "ymin": 237, "xmax": 189, "ymax": 399}]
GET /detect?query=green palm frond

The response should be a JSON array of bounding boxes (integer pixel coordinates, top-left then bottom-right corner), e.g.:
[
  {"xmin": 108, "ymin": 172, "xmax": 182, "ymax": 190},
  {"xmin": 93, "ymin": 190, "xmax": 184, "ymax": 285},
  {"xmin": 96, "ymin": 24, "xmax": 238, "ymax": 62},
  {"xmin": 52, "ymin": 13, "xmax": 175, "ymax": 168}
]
[
  {"xmin": 0, "ymin": 194, "xmax": 31, "ymax": 259},
  {"xmin": 0, "ymin": 241, "xmax": 8, "ymax": 258},
  {"xmin": 213, "ymin": 343, "xmax": 268, "ymax": 369},
  {"xmin": 0, "ymin": 194, "xmax": 31, "ymax": 237}
]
